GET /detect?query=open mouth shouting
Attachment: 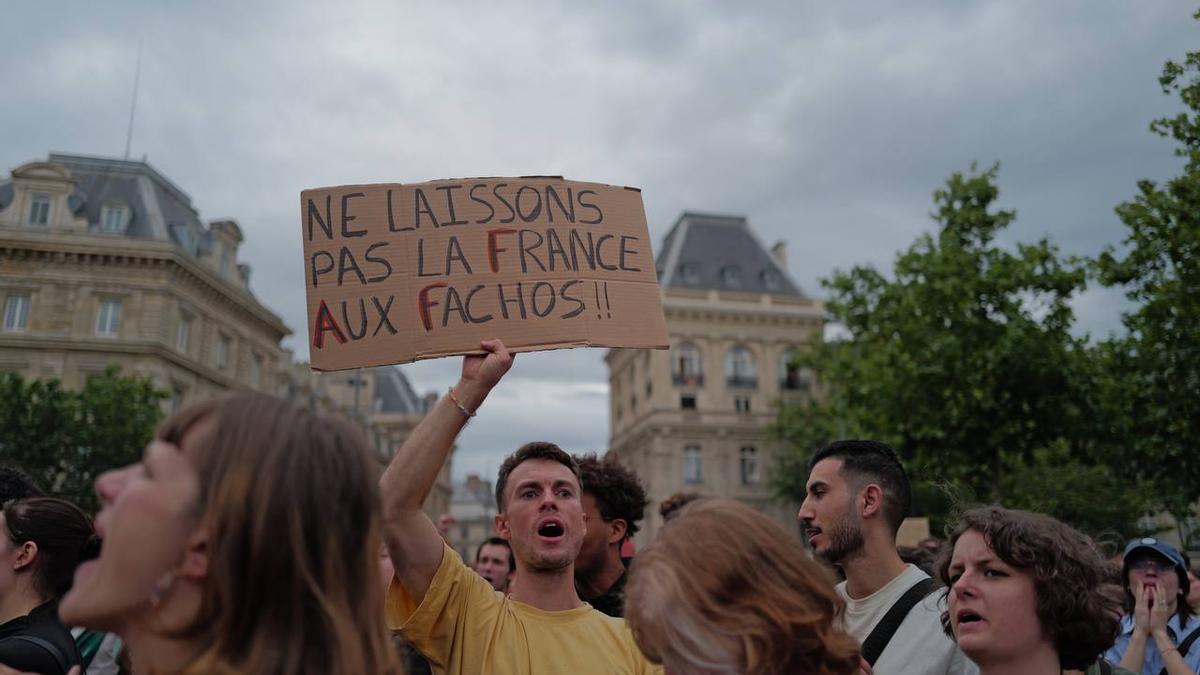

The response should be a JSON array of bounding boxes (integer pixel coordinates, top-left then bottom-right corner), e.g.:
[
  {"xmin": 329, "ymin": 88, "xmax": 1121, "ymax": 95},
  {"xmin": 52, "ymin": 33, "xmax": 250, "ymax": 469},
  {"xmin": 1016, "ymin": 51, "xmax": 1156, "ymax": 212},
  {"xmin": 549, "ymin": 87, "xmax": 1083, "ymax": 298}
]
[
  {"xmin": 536, "ymin": 517, "xmax": 566, "ymax": 544},
  {"xmin": 955, "ymin": 608, "xmax": 986, "ymax": 634}
]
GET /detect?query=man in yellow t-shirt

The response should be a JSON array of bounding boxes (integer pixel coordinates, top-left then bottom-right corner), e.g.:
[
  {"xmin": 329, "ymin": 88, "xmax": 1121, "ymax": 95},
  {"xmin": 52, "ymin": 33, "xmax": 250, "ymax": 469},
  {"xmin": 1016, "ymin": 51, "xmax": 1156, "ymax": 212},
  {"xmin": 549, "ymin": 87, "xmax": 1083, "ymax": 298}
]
[{"xmin": 380, "ymin": 339, "xmax": 661, "ymax": 675}]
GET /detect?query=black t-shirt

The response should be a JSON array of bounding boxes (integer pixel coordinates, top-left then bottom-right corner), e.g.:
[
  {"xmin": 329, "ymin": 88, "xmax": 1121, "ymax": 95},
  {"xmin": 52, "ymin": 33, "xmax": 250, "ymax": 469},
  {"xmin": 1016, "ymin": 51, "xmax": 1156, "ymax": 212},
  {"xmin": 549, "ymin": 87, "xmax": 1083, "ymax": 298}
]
[{"xmin": 0, "ymin": 602, "xmax": 82, "ymax": 675}]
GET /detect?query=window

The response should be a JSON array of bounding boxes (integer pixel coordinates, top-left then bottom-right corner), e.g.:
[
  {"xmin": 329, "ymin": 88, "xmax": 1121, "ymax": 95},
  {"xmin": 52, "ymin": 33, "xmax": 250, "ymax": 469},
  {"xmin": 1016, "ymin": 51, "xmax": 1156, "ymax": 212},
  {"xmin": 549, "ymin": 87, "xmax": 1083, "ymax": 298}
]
[
  {"xmin": 672, "ymin": 342, "xmax": 704, "ymax": 386},
  {"xmin": 169, "ymin": 386, "xmax": 185, "ymax": 414},
  {"xmin": 630, "ymin": 393, "xmax": 637, "ymax": 411},
  {"xmin": 719, "ymin": 265, "xmax": 742, "ymax": 288},
  {"xmin": 645, "ymin": 380, "xmax": 652, "ymax": 397},
  {"xmin": 725, "ymin": 346, "xmax": 758, "ymax": 388},
  {"xmin": 762, "ymin": 268, "xmax": 782, "ymax": 291},
  {"xmin": 740, "ymin": 446, "xmax": 760, "ymax": 485},
  {"xmin": 95, "ymin": 300, "xmax": 121, "ymax": 337},
  {"xmin": 735, "ymin": 396, "xmax": 751, "ymax": 414},
  {"xmin": 683, "ymin": 446, "xmax": 703, "ymax": 484},
  {"xmin": 28, "ymin": 193, "xmax": 50, "ymax": 226},
  {"xmin": 3, "ymin": 294, "xmax": 30, "ymax": 332},
  {"xmin": 100, "ymin": 204, "xmax": 126, "ymax": 233},
  {"xmin": 250, "ymin": 352, "xmax": 263, "ymax": 388},
  {"xmin": 780, "ymin": 349, "xmax": 808, "ymax": 391},
  {"xmin": 678, "ymin": 262, "xmax": 700, "ymax": 285},
  {"xmin": 216, "ymin": 334, "xmax": 230, "ymax": 370},
  {"xmin": 681, "ymin": 394, "xmax": 696, "ymax": 410},
  {"xmin": 220, "ymin": 248, "xmax": 232, "ymax": 277},
  {"xmin": 176, "ymin": 314, "xmax": 192, "ymax": 353}
]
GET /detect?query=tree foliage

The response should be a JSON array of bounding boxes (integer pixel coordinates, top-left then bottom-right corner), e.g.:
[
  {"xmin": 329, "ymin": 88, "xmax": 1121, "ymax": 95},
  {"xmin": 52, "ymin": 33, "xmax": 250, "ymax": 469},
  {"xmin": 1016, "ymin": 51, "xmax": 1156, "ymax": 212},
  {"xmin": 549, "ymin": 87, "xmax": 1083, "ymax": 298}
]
[
  {"xmin": 771, "ymin": 165, "xmax": 1154, "ymax": 540},
  {"xmin": 1093, "ymin": 30, "xmax": 1200, "ymax": 539},
  {"xmin": 0, "ymin": 367, "xmax": 165, "ymax": 510}
]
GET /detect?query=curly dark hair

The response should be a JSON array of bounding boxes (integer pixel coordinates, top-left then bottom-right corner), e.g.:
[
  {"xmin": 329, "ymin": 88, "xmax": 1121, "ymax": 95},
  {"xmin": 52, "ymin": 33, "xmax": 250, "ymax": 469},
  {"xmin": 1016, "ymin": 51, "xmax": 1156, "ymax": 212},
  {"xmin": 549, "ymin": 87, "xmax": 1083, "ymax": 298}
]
[
  {"xmin": 574, "ymin": 453, "xmax": 649, "ymax": 539},
  {"xmin": 659, "ymin": 491, "xmax": 703, "ymax": 522},
  {"xmin": 936, "ymin": 507, "xmax": 1123, "ymax": 671},
  {"xmin": 495, "ymin": 441, "xmax": 581, "ymax": 512}
]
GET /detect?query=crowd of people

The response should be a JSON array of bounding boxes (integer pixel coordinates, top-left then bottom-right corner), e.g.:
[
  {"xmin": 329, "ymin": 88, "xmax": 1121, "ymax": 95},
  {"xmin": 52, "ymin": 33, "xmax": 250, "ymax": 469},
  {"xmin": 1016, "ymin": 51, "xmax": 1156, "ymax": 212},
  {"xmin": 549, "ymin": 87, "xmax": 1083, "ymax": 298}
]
[{"xmin": 0, "ymin": 338, "xmax": 1198, "ymax": 674}]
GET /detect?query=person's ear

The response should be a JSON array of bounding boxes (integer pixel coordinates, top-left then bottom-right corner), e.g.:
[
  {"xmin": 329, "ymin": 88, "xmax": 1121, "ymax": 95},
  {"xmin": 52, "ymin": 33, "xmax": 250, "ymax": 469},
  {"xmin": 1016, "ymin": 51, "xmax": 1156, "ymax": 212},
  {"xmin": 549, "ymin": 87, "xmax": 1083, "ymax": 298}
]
[
  {"xmin": 861, "ymin": 483, "xmax": 884, "ymax": 520},
  {"xmin": 12, "ymin": 541, "xmax": 38, "ymax": 572},
  {"xmin": 494, "ymin": 513, "xmax": 510, "ymax": 540},
  {"xmin": 178, "ymin": 528, "xmax": 209, "ymax": 580},
  {"xmin": 608, "ymin": 518, "xmax": 628, "ymax": 545}
]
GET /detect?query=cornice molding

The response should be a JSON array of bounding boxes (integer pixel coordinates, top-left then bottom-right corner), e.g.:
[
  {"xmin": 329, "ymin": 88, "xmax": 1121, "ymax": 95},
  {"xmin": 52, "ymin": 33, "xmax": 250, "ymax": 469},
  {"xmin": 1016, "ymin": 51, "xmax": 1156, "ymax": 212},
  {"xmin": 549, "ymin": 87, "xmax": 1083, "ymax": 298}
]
[{"xmin": 0, "ymin": 231, "xmax": 289, "ymax": 338}]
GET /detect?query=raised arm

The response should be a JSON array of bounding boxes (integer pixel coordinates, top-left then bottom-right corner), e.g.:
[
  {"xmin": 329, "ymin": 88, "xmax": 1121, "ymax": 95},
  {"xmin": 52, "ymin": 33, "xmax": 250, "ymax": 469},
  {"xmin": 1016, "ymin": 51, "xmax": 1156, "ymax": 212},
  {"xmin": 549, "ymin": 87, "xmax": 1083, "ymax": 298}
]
[{"xmin": 380, "ymin": 339, "xmax": 513, "ymax": 603}]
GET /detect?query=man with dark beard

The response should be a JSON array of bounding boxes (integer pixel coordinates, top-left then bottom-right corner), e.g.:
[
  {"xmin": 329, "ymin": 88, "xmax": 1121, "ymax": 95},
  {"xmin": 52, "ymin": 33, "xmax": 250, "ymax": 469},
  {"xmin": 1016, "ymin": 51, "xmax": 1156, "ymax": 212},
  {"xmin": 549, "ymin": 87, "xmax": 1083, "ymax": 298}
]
[
  {"xmin": 572, "ymin": 453, "xmax": 648, "ymax": 617},
  {"xmin": 798, "ymin": 440, "xmax": 976, "ymax": 675}
]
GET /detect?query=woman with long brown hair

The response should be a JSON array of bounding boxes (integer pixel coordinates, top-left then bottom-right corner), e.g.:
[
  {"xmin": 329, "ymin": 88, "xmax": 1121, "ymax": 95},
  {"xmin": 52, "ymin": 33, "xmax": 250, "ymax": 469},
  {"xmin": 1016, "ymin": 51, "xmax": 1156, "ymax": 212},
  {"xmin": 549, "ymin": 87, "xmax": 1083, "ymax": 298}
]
[
  {"xmin": 625, "ymin": 498, "xmax": 861, "ymax": 675},
  {"xmin": 57, "ymin": 393, "xmax": 402, "ymax": 675}
]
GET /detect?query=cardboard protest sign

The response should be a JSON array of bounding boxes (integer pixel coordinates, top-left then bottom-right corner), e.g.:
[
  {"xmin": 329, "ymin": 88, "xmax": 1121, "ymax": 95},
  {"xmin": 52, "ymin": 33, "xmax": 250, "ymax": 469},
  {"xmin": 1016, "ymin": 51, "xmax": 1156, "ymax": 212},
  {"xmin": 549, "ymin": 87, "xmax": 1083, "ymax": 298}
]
[{"xmin": 300, "ymin": 177, "xmax": 669, "ymax": 371}]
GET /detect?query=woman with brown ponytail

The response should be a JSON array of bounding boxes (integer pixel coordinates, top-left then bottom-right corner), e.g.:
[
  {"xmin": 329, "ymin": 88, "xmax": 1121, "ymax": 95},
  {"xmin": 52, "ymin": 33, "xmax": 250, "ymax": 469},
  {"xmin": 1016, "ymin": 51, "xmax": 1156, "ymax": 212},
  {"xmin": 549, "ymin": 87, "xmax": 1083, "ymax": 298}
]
[
  {"xmin": 0, "ymin": 497, "xmax": 95, "ymax": 674},
  {"xmin": 56, "ymin": 393, "xmax": 403, "ymax": 675}
]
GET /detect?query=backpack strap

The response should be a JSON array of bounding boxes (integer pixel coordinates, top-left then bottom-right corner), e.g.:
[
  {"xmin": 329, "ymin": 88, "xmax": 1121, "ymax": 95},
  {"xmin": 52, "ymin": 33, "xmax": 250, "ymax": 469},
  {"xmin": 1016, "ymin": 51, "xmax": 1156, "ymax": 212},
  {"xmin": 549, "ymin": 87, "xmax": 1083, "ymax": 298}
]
[
  {"xmin": 860, "ymin": 577, "xmax": 935, "ymax": 666},
  {"xmin": 1099, "ymin": 657, "xmax": 1113, "ymax": 675},
  {"xmin": 1159, "ymin": 624, "xmax": 1200, "ymax": 675},
  {"xmin": 1, "ymin": 634, "xmax": 71, "ymax": 674}
]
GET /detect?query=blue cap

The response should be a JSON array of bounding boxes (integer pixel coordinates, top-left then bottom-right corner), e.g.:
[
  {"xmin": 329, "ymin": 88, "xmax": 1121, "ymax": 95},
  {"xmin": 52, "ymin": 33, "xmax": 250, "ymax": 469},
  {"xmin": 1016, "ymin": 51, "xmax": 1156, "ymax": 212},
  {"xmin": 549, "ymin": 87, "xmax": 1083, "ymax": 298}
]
[{"xmin": 1123, "ymin": 537, "xmax": 1187, "ymax": 573}]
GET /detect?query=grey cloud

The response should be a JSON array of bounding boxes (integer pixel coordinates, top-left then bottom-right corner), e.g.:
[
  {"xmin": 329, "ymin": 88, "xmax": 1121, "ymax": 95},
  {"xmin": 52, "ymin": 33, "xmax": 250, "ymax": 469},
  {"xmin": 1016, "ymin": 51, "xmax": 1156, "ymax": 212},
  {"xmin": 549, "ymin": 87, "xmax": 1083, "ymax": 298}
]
[{"xmin": 2, "ymin": 0, "xmax": 1195, "ymax": 479}]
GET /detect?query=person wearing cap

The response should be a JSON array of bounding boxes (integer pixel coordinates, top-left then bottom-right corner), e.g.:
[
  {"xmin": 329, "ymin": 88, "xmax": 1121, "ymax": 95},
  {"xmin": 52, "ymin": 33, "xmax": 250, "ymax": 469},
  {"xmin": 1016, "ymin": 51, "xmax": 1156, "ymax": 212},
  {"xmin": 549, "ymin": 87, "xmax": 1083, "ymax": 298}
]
[{"xmin": 1105, "ymin": 537, "xmax": 1200, "ymax": 675}]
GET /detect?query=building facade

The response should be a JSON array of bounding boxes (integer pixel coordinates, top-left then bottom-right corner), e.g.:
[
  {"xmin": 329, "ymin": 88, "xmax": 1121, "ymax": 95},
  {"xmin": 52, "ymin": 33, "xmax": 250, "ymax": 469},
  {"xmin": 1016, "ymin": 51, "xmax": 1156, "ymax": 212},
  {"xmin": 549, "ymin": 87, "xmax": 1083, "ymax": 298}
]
[
  {"xmin": 448, "ymin": 474, "xmax": 497, "ymax": 563},
  {"xmin": 607, "ymin": 212, "xmax": 823, "ymax": 544},
  {"xmin": 0, "ymin": 153, "xmax": 451, "ymax": 516},
  {"xmin": 0, "ymin": 154, "xmax": 289, "ymax": 405}
]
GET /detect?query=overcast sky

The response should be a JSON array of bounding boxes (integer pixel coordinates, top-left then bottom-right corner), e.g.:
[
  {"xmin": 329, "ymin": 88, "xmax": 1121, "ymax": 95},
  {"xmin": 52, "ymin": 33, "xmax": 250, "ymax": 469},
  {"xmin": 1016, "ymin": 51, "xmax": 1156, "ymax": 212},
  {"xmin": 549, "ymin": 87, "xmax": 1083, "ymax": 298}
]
[{"xmin": 3, "ymin": 1, "xmax": 1195, "ymax": 483}]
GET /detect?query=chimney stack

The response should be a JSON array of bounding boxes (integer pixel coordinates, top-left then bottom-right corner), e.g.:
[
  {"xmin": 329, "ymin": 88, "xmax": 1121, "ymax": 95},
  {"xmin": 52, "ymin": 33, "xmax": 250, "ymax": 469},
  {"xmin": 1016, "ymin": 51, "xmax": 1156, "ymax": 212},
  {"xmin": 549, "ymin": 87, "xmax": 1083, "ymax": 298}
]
[{"xmin": 771, "ymin": 241, "xmax": 788, "ymax": 272}]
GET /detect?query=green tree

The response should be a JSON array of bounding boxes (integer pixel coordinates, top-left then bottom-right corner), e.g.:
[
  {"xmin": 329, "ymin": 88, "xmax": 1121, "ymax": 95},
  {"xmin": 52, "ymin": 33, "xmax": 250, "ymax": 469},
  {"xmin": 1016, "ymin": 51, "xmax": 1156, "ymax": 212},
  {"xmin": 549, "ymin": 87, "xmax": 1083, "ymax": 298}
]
[
  {"xmin": 772, "ymin": 165, "xmax": 1153, "ymax": 539},
  {"xmin": 1095, "ymin": 27, "xmax": 1200, "ymax": 540},
  {"xmin": 0, "ymin": 367, "xmax": 165, "ymax": 510}
]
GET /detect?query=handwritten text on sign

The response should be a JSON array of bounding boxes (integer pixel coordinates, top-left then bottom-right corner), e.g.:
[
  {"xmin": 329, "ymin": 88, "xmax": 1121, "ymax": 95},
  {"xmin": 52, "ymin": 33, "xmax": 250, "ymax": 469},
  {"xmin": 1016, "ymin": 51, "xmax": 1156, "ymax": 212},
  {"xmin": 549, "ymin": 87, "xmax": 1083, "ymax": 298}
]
[{"xmin": 300, "ymin": 178, "xmax": 669, "ymax": 372}]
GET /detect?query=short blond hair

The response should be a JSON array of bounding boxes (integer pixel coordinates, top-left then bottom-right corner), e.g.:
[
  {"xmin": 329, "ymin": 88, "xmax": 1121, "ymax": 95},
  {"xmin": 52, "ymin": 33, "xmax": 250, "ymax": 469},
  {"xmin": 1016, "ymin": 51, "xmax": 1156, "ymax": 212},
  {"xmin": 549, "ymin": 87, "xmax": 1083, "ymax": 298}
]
[{"xmin": 626, "ymin": 499, "xmax": 860, "ymax": 675}]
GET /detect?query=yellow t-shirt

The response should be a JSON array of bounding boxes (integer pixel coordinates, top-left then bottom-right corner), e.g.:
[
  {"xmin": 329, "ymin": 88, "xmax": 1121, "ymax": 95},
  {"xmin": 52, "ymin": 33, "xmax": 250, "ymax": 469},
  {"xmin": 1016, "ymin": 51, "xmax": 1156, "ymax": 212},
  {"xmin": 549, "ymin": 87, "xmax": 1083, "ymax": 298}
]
[{"xmin": 387, "ymin": 543, "xmax": 661, "ymax": 675}]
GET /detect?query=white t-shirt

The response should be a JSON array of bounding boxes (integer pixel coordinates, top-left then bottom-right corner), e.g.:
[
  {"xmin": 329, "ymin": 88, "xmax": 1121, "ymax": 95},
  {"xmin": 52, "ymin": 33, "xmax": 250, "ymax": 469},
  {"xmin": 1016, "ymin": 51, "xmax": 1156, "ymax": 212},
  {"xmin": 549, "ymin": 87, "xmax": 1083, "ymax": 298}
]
[{"xmin": 837, "ymin": 564, "xmax": 978, "ymax": 675}]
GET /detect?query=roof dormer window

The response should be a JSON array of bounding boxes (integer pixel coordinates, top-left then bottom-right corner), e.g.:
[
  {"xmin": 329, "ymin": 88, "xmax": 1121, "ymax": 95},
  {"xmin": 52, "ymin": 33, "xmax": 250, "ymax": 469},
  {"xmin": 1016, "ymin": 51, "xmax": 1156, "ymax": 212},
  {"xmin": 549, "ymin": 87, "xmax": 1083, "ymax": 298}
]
[
  {"xmin": 100, "ymin": 203, "xmax": 127, "ymax": 233},
  {"xmin": 719, "ymin": 265, "xmax": 742, "ymax": 288},
  {"xmin": 27, "ymin": 193, "xmax": 50, "ymax": 226},
  {"xmin": 678, "ymin": 262, "xmax": 700, "ymax": 285},
  {"xmin": 762, "ymin": 268, "xmax": 781, "ymax": 291}
]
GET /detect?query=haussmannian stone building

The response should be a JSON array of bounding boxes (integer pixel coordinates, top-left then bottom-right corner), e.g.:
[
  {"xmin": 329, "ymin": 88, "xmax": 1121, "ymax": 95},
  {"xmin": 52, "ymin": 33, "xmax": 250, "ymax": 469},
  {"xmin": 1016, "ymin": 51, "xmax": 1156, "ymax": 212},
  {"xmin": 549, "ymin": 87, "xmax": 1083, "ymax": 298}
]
[
  {"xmin": 606, "ymin": 212, "xmax": 823, "ymax": 544},
  {"xmin": 0, "ymin": 152, "xmax": 452, "ymax": 517},
  {"xmin": 0, "ymin": 153, "xmax": 289, "ymax": 405}
]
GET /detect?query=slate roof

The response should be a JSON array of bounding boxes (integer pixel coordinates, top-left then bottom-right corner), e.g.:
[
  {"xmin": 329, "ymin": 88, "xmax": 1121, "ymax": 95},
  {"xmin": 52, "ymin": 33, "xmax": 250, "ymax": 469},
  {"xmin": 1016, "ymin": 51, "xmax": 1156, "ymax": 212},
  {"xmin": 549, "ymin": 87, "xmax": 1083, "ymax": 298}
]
[
  {"xmin": 0, "ymin": 180, "xmax": 13, "ymax": 211},
  {"xmin": 655, "ymin": 212, "xmax": 804, "ymax": 296},
  {"xmin": 373, "ymin": 366, "xmax": 427, "ymax": 414},
  {"xmin": 45, "ymin": 153, "xmax": 210, "ymax": 249}
]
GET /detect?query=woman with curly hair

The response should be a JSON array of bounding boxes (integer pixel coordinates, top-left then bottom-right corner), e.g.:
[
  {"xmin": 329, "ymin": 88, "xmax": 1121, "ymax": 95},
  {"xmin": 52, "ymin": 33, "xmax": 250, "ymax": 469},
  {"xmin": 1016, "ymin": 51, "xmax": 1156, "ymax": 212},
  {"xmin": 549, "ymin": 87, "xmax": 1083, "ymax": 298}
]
[
  {"xmin": 938, "ymin": 506, "xmax": 1128, "ymax": 675},
  {"xmin": 625, "ymin": 498, "xmax": 861, "ymax": 675},
  {"xmin": 56, "ymin": 394, "xmax": 402, "ymax": 675}
]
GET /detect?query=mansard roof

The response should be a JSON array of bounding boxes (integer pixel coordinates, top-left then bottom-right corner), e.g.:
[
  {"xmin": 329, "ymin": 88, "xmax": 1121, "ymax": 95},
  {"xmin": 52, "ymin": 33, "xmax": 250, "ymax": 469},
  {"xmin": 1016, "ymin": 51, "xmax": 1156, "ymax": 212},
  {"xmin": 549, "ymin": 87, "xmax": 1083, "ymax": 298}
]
[
  {"xmin": 654, "ymin": 212, "xmax": 804, "ymax": 296},
  {"xmin": 373, "ymin": 365, "xmax": 428, "ymax": 415}
]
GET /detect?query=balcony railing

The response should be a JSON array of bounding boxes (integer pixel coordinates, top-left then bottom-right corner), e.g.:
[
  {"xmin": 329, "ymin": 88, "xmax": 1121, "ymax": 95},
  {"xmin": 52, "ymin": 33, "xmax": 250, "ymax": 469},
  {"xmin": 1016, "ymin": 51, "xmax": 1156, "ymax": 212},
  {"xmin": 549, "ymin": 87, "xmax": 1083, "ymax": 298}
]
[
  {"xmin": 673, "ymin": 372, "xmax": 705, "ymax": 387},
  {"xmin": 726, "ymin": 375, "xmax": 758, "ymax": 389}
]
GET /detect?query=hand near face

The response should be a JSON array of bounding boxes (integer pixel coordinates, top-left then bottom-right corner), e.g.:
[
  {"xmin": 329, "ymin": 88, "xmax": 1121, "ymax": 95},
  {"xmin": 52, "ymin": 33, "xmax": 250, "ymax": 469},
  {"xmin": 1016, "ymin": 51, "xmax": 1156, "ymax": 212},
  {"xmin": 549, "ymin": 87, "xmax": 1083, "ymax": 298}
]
[
  {"xmin": 1150, "ymin": 583, "xmax": 1172, "ymax": 635},
  {"xmin": 461, "ymin": 339, "xmax": 514, "ymax": 393},
  {"xmin": 1133, "ymin": 581, "xmax": 1152, "ymax": 636}
]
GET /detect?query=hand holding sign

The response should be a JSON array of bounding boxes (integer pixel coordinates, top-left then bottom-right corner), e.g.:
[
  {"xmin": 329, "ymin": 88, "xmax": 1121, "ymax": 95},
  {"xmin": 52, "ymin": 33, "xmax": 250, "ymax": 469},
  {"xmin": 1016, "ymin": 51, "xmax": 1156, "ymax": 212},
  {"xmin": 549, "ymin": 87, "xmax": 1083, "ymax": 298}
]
[{"xmin": 300, "ymin": 177, "xmax": 669, "ymax": 371}]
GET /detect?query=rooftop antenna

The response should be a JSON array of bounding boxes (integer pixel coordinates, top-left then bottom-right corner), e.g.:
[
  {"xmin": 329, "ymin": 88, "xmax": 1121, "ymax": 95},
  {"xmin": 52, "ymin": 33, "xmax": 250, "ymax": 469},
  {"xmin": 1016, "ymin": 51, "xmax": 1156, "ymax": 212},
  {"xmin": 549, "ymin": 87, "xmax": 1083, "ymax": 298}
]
[{"xmin": 123, "ymin": 39, "xmax": 143, "ymax": 160}]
